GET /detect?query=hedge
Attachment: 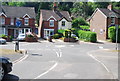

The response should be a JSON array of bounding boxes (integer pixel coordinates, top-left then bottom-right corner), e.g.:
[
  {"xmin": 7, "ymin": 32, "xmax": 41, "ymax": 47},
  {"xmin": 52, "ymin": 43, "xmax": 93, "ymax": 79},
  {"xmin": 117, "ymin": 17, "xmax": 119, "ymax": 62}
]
[
  {"xmin": 80, "ymin": 25, "xmax": 90, "ymax": 30},
  {"xmin": 53, "ymin": 34, "xmax": 60, "ymax": 39},
  {"xmin": 108, "ymin": 26, "xmax": 120, "ymax": 43},
  {"xmin": 58, "ymin": 30, "xmax": 66, "ymax": 34},
  {"xmin": 77, "ymin": 30, "xmax": 97, "ymax": 42}
]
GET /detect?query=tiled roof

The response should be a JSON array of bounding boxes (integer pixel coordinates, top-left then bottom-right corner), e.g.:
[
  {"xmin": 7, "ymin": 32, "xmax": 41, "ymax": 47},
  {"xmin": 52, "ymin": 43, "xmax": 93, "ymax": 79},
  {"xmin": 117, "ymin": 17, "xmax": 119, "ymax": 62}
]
[
  {"xmin": 87, "ymin": 8, "xmax": 120, "ymax": 21},
  {"xmin": 0, "ymin": 6, "xmax": 36, "ymax": 18},
  {"xmin": 41, "ymin": 9, "xmax": 72, "ymax": 21},
  {"xmin": 98, "ymin": 8, "xmax": 120, "ymax": 18}
]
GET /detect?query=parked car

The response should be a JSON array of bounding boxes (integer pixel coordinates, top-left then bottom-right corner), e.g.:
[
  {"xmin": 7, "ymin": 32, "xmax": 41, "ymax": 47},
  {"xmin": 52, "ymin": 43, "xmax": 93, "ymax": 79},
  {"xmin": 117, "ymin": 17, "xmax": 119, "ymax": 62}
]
[
  {"xmin": 17, "ymin": 34, "xmax": 26, "ymax": 40},
  {"xmin": 71, "ymin": 34, "xmax": 78, "ymax": 40},
  {"xmin": 0, "ymin": 57, "xmax": 12, "ymax": 80},
  {"xmin": 0, "ymin": 38, "xmax": 6, "ymax": 44}
]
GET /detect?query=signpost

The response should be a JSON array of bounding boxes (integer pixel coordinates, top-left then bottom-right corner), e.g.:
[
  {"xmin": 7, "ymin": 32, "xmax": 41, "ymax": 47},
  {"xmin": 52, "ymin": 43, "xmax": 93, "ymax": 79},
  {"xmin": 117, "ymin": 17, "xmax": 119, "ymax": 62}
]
[
  {"xmin": 15, "ymin": 20, "xmax": 21, "ymax": 51},
  {"xmin": 109, "ymin": 12, "xmax": 118, "ymax": 50}
]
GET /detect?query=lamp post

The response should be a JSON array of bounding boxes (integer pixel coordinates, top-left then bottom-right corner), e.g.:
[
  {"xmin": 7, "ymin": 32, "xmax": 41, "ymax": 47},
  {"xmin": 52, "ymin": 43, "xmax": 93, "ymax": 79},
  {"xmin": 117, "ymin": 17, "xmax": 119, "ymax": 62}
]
[{"xmin": 109, "ymin": 12, "xmax": 118, "ymax": 50}]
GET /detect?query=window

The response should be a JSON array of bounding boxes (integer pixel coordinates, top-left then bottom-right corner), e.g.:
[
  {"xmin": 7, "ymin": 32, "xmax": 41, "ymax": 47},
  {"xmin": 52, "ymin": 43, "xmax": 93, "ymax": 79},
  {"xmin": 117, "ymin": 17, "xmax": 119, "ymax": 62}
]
[
  {"xmin": 26, "ymin": 29, "xmax": 28, "ymax": 32},
  {"xmin": 62, "ymin": 21, "xmax": 65, "ymax": 26},
  {"xmin": 22, "ymin": 29, "xmax": 24, "ymax": 33},
  {"xmin": 49, "ymin": 20, "xmax": 54, "ymax": 27},
  {"xmin": 111, "ymin": 17, "xmax": 115, "ymax": 24},
  {"xmin": 11, "ymin": 18, "xmax": 14, "ymax": 25},
  {"xmin": 50, "ymin": 30, "xmax": 54, "ymax": 36},
  {"xmin": 24, "ymin": 18, "xmax": 29, "ymax": 25},
  {"xmin": 0, "ymin": 17, "xmax": 5, "ymax": 25}
]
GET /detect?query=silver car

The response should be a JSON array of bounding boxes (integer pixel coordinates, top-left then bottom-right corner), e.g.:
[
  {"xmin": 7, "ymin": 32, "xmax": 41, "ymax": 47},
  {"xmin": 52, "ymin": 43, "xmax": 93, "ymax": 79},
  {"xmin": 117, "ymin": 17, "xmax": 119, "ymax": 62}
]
[
  {"xmin": 0, "ymin": 38, "xmax": 6, "ymax": 44},
  {"xmin": 17, "ymin": 34, "xmax": 26, "ymax": 40}
]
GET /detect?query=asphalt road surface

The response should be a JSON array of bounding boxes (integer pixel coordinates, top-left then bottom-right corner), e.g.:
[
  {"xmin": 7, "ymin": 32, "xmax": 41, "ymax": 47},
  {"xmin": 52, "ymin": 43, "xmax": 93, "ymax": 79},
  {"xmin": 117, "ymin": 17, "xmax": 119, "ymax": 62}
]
[{"xmin": 1, "ymin": 41, "xmax": 118, "ymax": 80}]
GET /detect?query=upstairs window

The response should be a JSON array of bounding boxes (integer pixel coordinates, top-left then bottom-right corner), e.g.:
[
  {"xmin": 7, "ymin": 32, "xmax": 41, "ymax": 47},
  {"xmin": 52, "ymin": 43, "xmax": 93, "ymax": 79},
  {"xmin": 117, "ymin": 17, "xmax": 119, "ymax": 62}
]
[
  {"xmin": 111, "ymin": 17, "xmax": 115, "ymax": 24},
  {"xmin": 49, "ymin": 20, "xmax": 54, "ymax": 27},
  {"xmin": 0, "ymin": 17, "xmax": 5, "ymax": 25},
  {"xmin": 62, "ymin": 21, "xmax": 65, "ymax": 26},
  {"xmin": 24, "ymin": 18, "xmax": 29, "ymax": 25},
  {"xmin": 11, "ymin": 18, "xmax": 14, "ymax": 25}
]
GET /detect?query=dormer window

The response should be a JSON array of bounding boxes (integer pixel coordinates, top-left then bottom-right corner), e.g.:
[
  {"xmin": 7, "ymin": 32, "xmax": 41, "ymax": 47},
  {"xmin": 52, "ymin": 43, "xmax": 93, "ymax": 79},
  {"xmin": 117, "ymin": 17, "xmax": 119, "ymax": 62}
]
[
  {"xmin": 24, "ymin": 18, "xmax": 29, "ymax": 26},
  {"xmin": 0, "ymin": 17, "xmax": 5, "ymax": 25},
  {"xmin": 49, "ymin": 20, "xmax": 54, "ymax": 27}
]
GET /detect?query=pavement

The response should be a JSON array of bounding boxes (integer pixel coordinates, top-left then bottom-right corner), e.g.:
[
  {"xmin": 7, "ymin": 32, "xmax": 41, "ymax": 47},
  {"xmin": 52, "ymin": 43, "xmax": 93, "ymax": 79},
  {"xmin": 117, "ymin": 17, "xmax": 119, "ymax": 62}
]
[
  {"xmin": 2, "ymin": 53, "xmax": 24, "ymax": 62},
  {"xmin": 0, "ymin": 43, "xmax": 27, "ymax": 63},
  {"xmin": 89, "ymin": 49, "xmax": 118, "ymax": 79}
]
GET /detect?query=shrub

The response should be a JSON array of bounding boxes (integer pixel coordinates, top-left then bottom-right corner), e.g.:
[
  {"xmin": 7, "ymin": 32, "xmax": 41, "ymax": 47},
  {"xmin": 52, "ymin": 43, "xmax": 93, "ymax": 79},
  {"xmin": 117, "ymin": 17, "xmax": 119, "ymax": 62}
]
[
  {"xmin": 0, "ymin": 34, "xmax": 8, "ymax": 38},
  {"xmin": 63, "ymin": 30, "xmax": 72, "ymax": 38},
  {"xmin": 26, "ymin": 34, "xmax": 34, "ymax": 38},
  {"xmin": 77, "ymin": 30, "xmax": 97, "ymax": 42},
  {"xmin": 108, "ymin": 26, "xmax": 120, "ymax": 43},
  {"xmin": 53, "ymin": 34, "xmax": 60, "ymax": 39},
  {"xmin": 80, "ymin": 25, "xmax": 90, "ymax": 30},
  {"xmin": 58, "ymin": 30, "xmax": 65, "ymax": 34}
]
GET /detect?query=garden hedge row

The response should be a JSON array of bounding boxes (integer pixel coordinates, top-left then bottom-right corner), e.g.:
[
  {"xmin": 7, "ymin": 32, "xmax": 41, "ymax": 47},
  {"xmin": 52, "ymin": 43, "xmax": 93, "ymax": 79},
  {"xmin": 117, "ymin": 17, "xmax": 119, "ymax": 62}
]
[
  {"xmin": 58, "ymin": 30, "xmax": 66, "ymax": 34},
  {"xmin": 77, "ymin": 30, "xmax": 97, "ymax": 42},
  {"xmin": 108, "ymin": 26, "xmax": 120, "ymax": 43}
]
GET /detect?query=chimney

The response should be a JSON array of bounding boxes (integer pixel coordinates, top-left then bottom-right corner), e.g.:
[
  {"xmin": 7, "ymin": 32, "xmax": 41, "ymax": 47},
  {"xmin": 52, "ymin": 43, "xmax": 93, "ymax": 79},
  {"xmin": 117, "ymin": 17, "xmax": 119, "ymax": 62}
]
[
  {"xmin": 53, "ymin": 2, "xmax": 57, "ymax": 11},
  {"xmin": 107, "ymin": 4, "xmax": 113, "ymax": 11}
]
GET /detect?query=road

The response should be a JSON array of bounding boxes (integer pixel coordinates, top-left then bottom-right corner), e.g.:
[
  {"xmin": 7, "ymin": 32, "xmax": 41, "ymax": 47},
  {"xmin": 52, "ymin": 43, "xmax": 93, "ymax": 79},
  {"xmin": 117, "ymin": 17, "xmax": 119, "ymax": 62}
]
[{"xmin": 1, "ymin": 40, "xmax": 118, "ymax": 80}]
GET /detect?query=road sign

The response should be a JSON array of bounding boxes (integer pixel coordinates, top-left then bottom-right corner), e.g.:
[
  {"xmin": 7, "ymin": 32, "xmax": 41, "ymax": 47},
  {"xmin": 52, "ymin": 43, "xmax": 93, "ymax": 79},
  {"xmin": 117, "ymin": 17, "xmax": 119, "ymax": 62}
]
[{"xmin": 16, "ymin": 20, "xmax": 21, "ymax": 27}]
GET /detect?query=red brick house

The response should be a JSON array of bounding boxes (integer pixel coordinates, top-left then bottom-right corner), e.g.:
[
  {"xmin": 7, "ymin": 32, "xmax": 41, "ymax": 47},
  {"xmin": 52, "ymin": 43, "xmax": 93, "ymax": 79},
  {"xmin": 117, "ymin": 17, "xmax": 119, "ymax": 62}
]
[
  {"xmin": 0, "ymin": 6, "xmax": 36, "ymax": 38},
  {"xmin": 88, "ymin": 4, "xmax": 120, "ymax": 40},
  {"xmin": 38, "ymin": 4, "xmax": 72, "ymax": 39}
]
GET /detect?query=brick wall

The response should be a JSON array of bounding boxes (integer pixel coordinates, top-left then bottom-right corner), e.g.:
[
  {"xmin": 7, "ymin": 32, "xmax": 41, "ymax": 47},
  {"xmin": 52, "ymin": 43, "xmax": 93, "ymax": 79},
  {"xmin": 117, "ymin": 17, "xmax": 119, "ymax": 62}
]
[{"xmin": 41, "ymin": 18, "xmax": 58, "ymax": 38}]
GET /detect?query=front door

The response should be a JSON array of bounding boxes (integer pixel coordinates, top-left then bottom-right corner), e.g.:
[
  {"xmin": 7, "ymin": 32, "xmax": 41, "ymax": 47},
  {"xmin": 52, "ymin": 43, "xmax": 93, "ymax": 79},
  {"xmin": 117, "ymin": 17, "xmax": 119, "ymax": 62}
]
[
  {"xmin": 8, "ymin": 29, "xmax": 14, "ymax": 37},
  {"xmin": 44, "ymin": 29, "xmax": 54, "ymax": 39}
]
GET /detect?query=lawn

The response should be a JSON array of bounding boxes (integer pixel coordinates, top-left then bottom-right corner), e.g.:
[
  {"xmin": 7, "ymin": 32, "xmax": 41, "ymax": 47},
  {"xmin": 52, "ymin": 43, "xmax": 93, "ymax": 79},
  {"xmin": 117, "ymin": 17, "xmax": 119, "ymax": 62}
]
[{"xmin": 0, "ymin": 49, "xmax": 17, "ymax": 55}]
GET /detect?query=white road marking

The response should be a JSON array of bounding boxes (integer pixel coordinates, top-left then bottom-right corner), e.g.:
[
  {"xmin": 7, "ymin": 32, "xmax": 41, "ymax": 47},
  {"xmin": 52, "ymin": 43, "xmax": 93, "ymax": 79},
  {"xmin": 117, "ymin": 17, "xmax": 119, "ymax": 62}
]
[
  {"xmin": 53, "ymin": 49, "xmax": 62, "ymax": 58},
  {"xmin": 13, "ymin": 54, "xmax": 29, "ymax": 65},
  {"xmin": 98, "ymin": 46, "xmax": 103, "ymax": 49},
  {"xmin": 59, "ymin": 52, "xmax": 62, "ymax": 57},
  {"xmin": 34, "ymin": 62, "xmax": 58, "ymax": 79},
  {"xmin": 55, "ymin": 51, "xmax": 60, "ymax": 57},
  {"xmin": 88, "ymin": 53, "xmax": 110, "ymax": 72}
]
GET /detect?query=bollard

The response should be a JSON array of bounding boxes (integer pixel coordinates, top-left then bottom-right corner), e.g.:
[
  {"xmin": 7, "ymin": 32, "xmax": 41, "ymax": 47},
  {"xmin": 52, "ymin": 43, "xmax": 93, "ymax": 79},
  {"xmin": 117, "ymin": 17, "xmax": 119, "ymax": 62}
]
[{"xmin": 15, "ymin": 41, "xmax": 19, "ymax": 52}]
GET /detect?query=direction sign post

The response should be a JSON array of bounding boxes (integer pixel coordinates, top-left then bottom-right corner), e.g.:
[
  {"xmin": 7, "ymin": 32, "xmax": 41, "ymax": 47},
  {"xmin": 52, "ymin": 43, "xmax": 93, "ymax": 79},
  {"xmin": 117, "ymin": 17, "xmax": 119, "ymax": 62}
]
[
  {"xmin": 15, "ymin": 20, "xmax": 21, "ymax": 51},
  {"xmin": 109, "ymin": 12, "xmax": 118, "ymax": 50}
]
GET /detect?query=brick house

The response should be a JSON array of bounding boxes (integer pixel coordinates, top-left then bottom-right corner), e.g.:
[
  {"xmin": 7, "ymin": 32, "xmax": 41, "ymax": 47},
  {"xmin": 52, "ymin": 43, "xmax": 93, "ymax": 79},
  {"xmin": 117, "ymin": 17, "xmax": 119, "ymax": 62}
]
[
  {"xmin": 38, "ymin": 3, "xmax": 72, "ymax": 39},
  {"xmin": 0, "ymin": 6, "xmax": 36, "ymax": 38},
  {"xmin": 88, "ymin": 4, "xmax": 120, "ymax": 40}
]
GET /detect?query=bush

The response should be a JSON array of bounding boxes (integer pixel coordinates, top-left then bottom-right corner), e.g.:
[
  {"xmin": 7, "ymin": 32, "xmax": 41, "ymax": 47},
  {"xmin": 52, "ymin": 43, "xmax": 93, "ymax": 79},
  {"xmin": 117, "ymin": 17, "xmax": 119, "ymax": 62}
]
[
  {"xmin": 53, "ymin": 34, "xmax": 60, "ymax": 39},
  {"xmin": 63, "ymin": 30, "xmax": 72, "ymax": 38},
  {"xmin": 27, "ymin": 34, "xmax": 34, "ymax": 37},
  {"xmin": 77, "ymin": 30, "xmax": 97, "ymax": 42},
  {"xmin": 58, "ymin": 30, "xmax": 65, "ymax": 34},
  {"xmin": 0, "ymin": 34, "xmax": 8, "ymax": 38},
  {"xmin": 80, "ymin": 25, "xmax": 90, "ymax": 30},
  {"xmin": 108, "ymin": 26, "xmax": 120, "ymax": 43}
]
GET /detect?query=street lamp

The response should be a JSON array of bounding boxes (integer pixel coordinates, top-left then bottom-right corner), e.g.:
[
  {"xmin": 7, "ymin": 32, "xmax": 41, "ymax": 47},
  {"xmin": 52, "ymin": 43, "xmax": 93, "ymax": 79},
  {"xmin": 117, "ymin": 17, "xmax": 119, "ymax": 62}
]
[{"xmin": 109, "ymin": 12, "xmax": 118, "ymax": 50}]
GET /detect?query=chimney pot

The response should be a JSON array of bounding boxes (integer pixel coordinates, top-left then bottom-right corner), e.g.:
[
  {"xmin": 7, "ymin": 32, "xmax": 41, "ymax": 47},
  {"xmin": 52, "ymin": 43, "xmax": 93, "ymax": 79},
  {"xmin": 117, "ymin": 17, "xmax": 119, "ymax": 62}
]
[
  {"xmin": 107, "ymin": 4, "xmax": 112, "ymax": 11},
  {"xmin": 53, "ymin": 2, "xmax": 57, "ymax": 11}
]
